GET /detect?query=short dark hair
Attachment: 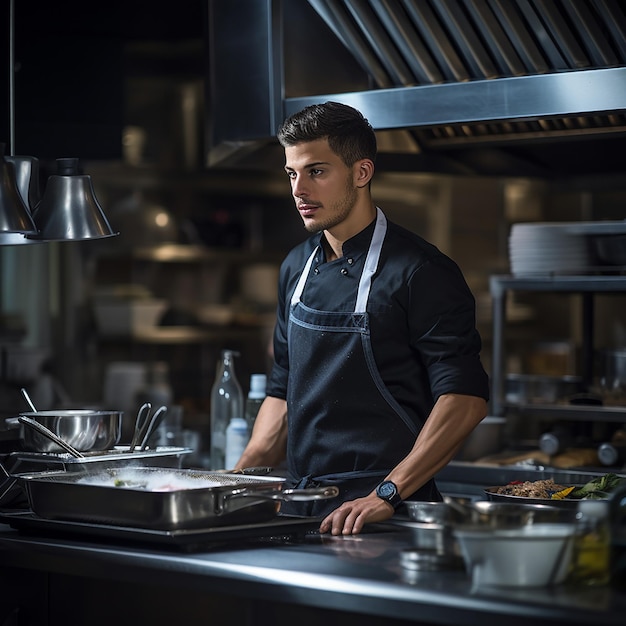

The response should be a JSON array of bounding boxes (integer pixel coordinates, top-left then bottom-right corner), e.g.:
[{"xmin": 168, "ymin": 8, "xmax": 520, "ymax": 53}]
[{"xmin": 277, "ymin": 101, "xmax": 377, "ymax": 167}]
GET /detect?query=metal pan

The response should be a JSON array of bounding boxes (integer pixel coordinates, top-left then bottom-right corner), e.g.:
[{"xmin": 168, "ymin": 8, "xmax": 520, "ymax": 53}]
[
  {"xmin": 17, "ymin": 467, "xmax": 338, "ymax": 530},
  {"xmin": 484, "ymin": 486, "xmax": 581, "ymax": 509},
  {"xmin": 0, "ymin": 446, "xmax": 192, "ymax": 508}
]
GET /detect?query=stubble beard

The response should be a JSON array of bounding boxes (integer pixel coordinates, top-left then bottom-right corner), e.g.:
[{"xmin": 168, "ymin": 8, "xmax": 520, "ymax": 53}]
[{"xmin": 301, "ymin": 176, "xmax": 358, "ymax": 234}]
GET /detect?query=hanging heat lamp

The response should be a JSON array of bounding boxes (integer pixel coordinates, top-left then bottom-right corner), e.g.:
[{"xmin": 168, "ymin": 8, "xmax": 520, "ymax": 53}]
[
  {"xmin": 27, "ymin": 158, "xmax": 117, "ymax": 242},
  {"xmin": 0, "ymin": 144, "xmax": 38, "ymax": 239},
  {"xmin": 0, "ymin": 0, "xmax": 118, "ymax": 245}
]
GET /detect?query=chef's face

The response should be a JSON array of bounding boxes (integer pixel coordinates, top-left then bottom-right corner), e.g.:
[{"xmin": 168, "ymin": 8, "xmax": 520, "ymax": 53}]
[{"xmin": 284, "ymin": 139, "xmax": 358, "ymax": 234}]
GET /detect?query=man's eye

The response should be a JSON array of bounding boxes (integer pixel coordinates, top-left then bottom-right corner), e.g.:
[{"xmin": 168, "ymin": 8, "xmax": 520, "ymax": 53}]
[{"xmin": 310, "ymin": 169, "xmax": 323, "ymax": 176}]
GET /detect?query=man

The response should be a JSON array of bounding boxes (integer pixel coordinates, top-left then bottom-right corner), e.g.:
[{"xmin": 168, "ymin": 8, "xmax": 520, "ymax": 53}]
[{"xmin": 236, "ymin": 101, "xmax": 489, "ymax": 535}]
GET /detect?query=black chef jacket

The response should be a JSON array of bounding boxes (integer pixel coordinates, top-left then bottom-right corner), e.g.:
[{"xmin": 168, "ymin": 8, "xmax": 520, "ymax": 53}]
[{"xmin": 267, "ymin": 214, "xmax": 489, "ymax": 428}]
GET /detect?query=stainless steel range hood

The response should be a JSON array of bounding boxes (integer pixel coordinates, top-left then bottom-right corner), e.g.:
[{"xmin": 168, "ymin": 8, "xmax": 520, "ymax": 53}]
[{"xmin": 206, "ymin": 0, "xmax": 626, "ymax": 178}]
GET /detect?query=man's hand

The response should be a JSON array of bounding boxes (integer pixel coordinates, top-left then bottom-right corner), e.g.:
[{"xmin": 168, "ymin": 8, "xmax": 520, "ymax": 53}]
[{"xmin": 319, "ymin": 492, "xmax": 395, "ymax": 536}]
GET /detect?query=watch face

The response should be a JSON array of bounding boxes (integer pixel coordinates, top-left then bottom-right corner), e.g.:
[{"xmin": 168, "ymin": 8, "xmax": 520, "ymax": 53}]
[{"xmin": 377, "ymin": 481, "xmax": 396, "ymax": 498}]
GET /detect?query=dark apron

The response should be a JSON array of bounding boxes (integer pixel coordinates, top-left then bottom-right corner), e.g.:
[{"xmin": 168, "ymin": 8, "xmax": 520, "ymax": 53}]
[{"xmin": 282, "ymin": 208, "xmax": 441, "ymax": 517}]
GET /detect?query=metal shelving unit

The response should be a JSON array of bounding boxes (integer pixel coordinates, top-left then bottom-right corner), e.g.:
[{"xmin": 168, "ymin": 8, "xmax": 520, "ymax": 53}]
[{"xmin": 490, "ymin": 274, "xmax": 626, "ymax": 421}]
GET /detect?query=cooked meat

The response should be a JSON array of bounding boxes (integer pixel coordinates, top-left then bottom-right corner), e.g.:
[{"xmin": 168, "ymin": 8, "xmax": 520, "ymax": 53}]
[{"xmin": 494, "ymin": 478, "xmax": 569, "ymax": 498}]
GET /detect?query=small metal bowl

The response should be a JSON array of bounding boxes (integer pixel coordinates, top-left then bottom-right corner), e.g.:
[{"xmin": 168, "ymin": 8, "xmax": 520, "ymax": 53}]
[
  {"xmin": 404, "ymin": 501, "xmax": 468, "ymax": 525},
  {"xmin": 400, "ymin": 547, "xmax": 461, "ymax": 571},
  {"xmin": 403, "ymin": 521, "xmax": 460, "ymax": 556},
  {"xmin": 465, "ymin": 501, "xmax": 577, "ymax": 528}
]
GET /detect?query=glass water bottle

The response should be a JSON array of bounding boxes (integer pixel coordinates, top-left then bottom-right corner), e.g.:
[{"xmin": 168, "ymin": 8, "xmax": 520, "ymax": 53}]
[{"xmin": 210, "ymin": 349, "xmax": 243, "ymax": 470}]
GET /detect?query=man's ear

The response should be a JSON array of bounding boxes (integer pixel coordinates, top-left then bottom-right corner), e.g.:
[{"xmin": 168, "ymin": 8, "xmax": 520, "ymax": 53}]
[{"xmin": 355, "ymin": 159, "xmax": 375, "ymax": 188}]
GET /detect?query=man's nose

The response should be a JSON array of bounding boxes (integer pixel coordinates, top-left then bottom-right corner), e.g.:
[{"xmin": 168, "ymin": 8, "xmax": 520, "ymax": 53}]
[{"xmin": 292, "ymin": 174, "xmax": 308, "ymax": 197}]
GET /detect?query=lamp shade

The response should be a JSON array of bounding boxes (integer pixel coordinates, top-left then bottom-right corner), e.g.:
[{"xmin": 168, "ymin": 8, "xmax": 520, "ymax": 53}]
[
  {"xmin": 0, "ymin": 144, "xmax": 38, "ymax": 236},
  {"xmin": 0, "ymin": 155, "xmax": 43, "ymax": 245},
  {"xmin": 7, "ymin": 155, "xmax": 40, "ymax": 210},
  {"xmin": 28, "ymin": 158, "xmax": 118, "ymax": 242}
]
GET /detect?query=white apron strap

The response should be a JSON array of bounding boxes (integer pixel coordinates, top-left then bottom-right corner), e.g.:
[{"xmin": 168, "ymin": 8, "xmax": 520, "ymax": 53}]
[
  {"xmin": 290, "ymin": 208, "xmax": 388, "ymax": 312},
  {"xmin": 291, "ymin": 246, "xmax": 319, "ymax": 306},
  {"xmin": 355, "ymin": 207, "xmax": 387, "ymax": 313}
]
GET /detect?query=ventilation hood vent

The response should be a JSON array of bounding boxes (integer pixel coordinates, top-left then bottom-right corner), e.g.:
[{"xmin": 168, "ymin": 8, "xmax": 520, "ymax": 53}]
[{"xmin": 206, "ymin": 0, "xmax": 626, "ymax": 179}]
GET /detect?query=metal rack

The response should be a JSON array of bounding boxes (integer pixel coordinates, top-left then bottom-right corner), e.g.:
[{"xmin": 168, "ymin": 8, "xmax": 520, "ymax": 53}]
[{"xmin": 490, "ymin": 274, "xmax": 626, "ymax": 421}]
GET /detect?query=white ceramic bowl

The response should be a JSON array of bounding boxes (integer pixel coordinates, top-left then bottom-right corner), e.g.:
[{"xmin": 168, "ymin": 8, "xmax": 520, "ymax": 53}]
[
  {"xmin": 454, "ymin": 523, "xmax": 575, "ymax": 587},
  {"xmin": 93, "ymin": 299, "xmax": 168, "ymax": 336}
]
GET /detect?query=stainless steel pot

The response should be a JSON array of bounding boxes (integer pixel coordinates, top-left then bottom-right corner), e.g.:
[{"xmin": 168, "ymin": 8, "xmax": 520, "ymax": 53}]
[
  {"xmin": 7, "ymin": 410, "xmax": 122, "ymax": 453},
  {"xmin": 18, "ymin": 467, "xmax": 338, "ymax": 529}
]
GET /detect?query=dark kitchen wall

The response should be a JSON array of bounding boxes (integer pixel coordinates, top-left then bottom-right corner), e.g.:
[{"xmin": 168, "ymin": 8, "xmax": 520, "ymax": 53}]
[{"xmin": 0, "ymin": 0, "xmax": 205, "ymax": 161}]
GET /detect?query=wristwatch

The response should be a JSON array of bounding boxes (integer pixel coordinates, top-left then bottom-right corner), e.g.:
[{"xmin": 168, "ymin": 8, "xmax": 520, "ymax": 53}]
[{"xmin": 375, "ymin": 480, "xmax": 402, "ymax": 509}]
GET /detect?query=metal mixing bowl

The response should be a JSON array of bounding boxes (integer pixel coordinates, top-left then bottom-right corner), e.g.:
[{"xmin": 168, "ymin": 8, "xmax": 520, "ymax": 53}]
[
  {"xmin": 404, "ymin": 501, "xmax": 469, "ymax": 525},
  {"xmin": 17, "ymin": 410, "xmax": 122, "ymax": 453},
  {"xmin": 464, "ymin": 501, "xmax": 577, "ymax": 528}
]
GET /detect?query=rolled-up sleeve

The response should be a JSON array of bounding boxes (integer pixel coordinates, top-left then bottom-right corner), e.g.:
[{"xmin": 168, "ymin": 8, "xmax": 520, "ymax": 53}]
[{"xmin": 408, "ymin": 257, "xmax": 490, "ymax": 402}]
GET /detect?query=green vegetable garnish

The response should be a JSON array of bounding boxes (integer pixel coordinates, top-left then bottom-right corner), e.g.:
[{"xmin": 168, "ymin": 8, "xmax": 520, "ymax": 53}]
[{"xmin": 570, "ymin": 473, "xmax": 626, "ymax": 500}]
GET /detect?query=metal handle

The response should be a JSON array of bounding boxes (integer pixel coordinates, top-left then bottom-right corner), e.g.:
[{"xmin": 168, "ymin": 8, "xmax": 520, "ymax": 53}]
[
  {"xmin": 4, "ymin": 417, "xmax": 19, "ymax": 429},
  {"xmin": 129, "ymin": 403, "xmax": 151, "ymax": 452},
  {"xmin": 17, "ymin": 415, "xmax": 84, "ymax": 458},
  {"xmin": 229, "ymin": 485, "xmax": 339, "ymax": 503},
  {"xmin": 20, "ymin": 388, "xmax": 37, "ymax": 412},
  {"xmin": 0, "ymin": 462, "xmax": 18, "ymax": 507},
  {"xmin": 273, "ymin": 486, "xmax": 339, "ymax": 502},
  {"xmin": 139, "ymin": 405, "xmax": 168, "ymax": 451},
  {"xmin": 216, "ymin": 466, "xmax": 274, "ymax": 476},
  {"xmin": 218, "ymin": 484, "xmax": 339, "ymax": 515}
]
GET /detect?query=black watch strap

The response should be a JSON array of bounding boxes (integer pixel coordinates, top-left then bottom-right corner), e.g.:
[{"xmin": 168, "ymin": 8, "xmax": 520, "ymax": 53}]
[{"xmin": 375, "ymin": 480, "xmax": 402, "ymax": 509}]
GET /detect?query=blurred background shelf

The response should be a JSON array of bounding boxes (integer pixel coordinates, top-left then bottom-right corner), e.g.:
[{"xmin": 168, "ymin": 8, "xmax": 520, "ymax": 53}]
[{"xmin": 115, "ymin": 325, "xmax": 268, "ymax": 345}]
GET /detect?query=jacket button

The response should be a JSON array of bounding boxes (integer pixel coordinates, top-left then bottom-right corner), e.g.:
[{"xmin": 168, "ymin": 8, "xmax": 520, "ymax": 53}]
[
  {"xmin": 314, "ymin": 267, "xmax": 320, "ymax": 274},
  {"xmin": 347, "ymin": 258, "xmax": 354, "ymax": 265},
  {"xmin": 341, "ymin": 268, "xmax": 348, "ymax": 276}
]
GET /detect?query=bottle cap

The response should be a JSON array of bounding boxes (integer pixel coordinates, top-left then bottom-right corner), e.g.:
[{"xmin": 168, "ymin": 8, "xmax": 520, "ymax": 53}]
[
  {"xmin": 248, "ymin": 374, "xmax": 267, "ymax": 399},
  {"xmin": 539, "ymin": 432, "xmax": 560, "ymax": 456},
  {"xmin": 598, "ymin": 442, "xmax": 619, "ymax": 466}
]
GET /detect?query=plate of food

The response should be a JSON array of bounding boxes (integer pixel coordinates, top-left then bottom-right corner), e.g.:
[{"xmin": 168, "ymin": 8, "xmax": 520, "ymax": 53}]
[{"xmin": 484, "ymin": 473, "xmax": 626, "ymax": 508}]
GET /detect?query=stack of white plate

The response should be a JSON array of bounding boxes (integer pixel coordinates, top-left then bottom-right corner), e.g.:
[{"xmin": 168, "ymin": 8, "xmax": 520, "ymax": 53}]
[{"xmin": 508, "ymin": 223, "xmax": 590, "ymax": 276}]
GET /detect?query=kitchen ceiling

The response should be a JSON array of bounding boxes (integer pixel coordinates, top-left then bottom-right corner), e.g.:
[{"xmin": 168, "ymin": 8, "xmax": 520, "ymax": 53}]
[{"xmin": 207, "ymin": 0, "xmax": 626, "ymax": 179}]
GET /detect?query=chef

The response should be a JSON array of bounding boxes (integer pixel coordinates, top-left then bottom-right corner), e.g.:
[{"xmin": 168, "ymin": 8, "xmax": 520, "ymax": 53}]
[{"xmin": 235, "ymin": 101, "xmax": 489, "ymax": 535}]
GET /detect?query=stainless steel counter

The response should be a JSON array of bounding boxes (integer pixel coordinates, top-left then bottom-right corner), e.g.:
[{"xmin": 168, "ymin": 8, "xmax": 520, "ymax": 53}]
[{"xmin": 0, "ymin": 515, "xmax": 625, "ymax": 626}]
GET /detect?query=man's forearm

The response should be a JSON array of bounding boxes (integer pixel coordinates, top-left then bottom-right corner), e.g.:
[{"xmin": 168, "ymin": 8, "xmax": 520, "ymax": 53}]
[
  {"xmin": 386, "ymin": 393, "xmax": 488, "ymax": 499},
  {"xmin": 234, "ymin": 396, "xmax": 288, "ymax": 469}
]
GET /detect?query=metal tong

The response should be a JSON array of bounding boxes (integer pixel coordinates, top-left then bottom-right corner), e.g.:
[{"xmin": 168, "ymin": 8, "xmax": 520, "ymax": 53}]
[
  {"xmin": 129, "ymin": 403, "xmax": 169, "ymax": 452},
  {"xmin": 17, "ymin": 415, "xmax": 84, "ymax": 458}
]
